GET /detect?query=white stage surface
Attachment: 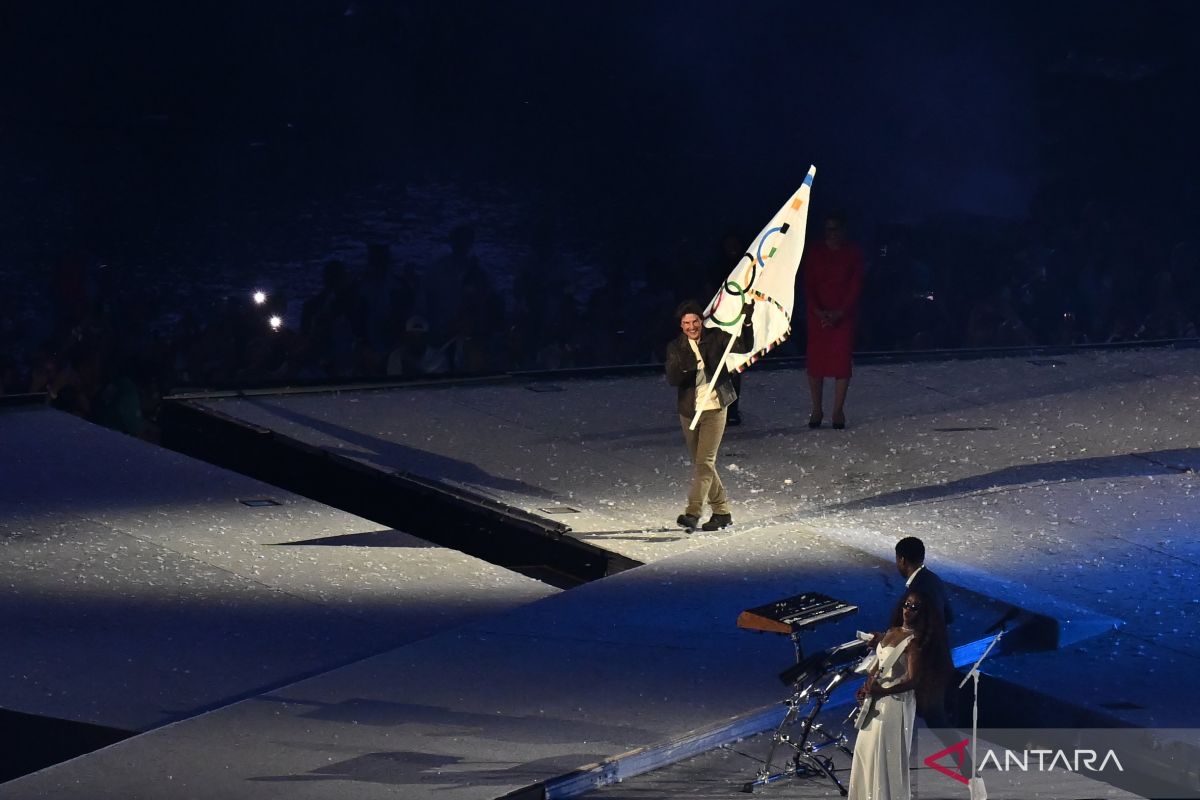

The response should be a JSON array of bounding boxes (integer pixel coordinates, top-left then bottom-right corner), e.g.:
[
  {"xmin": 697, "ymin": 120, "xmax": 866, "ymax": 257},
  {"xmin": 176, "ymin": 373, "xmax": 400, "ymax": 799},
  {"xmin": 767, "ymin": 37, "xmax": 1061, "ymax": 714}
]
[
  {"xmin": 4, "ymin": 348, "xmax": 1199, "ymax": 798},
  {"xmin": 0, "ymin": 406, "xmax": 555, "ymax": 733}
]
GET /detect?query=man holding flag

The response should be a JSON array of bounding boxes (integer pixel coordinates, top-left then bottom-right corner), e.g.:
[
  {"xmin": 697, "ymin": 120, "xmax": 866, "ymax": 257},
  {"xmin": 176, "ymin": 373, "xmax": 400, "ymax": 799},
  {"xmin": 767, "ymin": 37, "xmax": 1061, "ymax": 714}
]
[
  {"xmin": 665, "ymin": 166, "xmax": 818, "ymax": 531},
  {"xmin": 665, "ymin": 299, "xmax": 755, "ymax": 531}
]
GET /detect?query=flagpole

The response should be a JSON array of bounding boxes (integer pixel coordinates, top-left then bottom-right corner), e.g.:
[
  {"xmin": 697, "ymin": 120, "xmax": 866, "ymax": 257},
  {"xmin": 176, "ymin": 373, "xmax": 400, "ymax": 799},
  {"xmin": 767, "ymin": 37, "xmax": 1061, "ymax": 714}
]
[
  {"xmin": 685, "ymin": 167, "xmax": 815, "ymax": 432},
  {"xmin": 688, "ymin": 305, "xmax": 749, "ymax": 431}
]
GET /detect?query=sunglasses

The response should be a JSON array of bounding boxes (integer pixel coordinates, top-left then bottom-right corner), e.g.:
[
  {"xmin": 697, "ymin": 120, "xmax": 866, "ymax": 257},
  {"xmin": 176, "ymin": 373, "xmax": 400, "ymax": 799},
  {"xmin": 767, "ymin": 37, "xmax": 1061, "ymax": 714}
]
[{"xmin": 902, "ymin": 602, "xmax": 922, "ymax": 611}]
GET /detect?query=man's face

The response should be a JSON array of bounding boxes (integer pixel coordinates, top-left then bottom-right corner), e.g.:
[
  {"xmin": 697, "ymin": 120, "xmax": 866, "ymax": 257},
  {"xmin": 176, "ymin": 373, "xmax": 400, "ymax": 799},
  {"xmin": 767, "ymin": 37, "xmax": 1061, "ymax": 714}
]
[
  {"xmin": 680, "ymin": 313, "xmax": 703, "ymax": 340},
  {"xmin": 895, "ymin": 554, "xmax": 912, "ymax": 578}
]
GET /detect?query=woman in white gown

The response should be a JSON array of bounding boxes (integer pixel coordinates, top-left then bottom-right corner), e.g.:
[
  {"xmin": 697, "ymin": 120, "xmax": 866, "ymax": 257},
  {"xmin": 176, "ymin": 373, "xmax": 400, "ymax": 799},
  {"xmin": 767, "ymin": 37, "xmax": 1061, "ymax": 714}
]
[{"xmin": 847, "ymin": 590, "xmax": 951, "ymax": 800}]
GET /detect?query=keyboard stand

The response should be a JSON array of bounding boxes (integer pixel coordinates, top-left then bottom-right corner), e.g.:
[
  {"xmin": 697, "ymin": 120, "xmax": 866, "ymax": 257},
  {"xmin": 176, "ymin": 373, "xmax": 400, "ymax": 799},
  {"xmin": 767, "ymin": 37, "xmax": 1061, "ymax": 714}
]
[
  {"xmin": 789, "ymin": 629, "xmax": 805, "ymax": 667},
  {"xmin": 742, "ymin": 664, "xmax": 855, "ymax": 795}
]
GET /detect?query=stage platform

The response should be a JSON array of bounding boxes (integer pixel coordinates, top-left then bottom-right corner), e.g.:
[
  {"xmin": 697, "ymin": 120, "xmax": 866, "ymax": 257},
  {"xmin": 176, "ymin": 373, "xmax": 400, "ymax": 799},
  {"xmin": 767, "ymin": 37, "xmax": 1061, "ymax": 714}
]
[
  {"xmin": 4, "ymin": 347, "xmax": 1200, "ymax": 798},
  {"xmin": 0, "ymin": 404, "xmax": 555, "ymax": 737}
]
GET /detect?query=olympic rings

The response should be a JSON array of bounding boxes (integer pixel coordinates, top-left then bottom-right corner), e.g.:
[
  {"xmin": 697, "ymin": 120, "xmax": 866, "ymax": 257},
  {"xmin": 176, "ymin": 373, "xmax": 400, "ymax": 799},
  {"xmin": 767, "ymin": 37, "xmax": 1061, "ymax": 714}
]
[{"xmin": 708, "ymin": 280, "xmax": 748, "ymax": 327}]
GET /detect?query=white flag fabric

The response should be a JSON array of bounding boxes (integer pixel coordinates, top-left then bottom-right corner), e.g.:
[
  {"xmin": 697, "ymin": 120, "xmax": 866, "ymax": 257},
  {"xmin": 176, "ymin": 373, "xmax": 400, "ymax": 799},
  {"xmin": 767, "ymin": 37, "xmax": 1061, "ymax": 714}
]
[{"xmin": 703, "ymin": 165, "xmax": 816, "ymax": 373}]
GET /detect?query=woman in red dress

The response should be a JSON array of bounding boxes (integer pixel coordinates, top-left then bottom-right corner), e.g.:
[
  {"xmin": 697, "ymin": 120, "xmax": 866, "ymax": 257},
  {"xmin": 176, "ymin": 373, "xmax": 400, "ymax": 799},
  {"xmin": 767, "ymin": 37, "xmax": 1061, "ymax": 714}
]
[{"xmin": 803, "ymin": 213, "xmax": 864, "ymax": 429}]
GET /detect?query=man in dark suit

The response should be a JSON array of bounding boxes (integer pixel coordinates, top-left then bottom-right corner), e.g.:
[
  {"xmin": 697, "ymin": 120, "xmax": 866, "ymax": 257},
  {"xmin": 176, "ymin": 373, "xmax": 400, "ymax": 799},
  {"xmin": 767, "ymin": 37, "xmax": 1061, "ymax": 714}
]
[
  {"xmin": 895, "ymin": 536, "xmax": 956, "ymax": 730},
  {"xmin": 896, "ymin": 536, "xmax": 953, "ymax": 626}
]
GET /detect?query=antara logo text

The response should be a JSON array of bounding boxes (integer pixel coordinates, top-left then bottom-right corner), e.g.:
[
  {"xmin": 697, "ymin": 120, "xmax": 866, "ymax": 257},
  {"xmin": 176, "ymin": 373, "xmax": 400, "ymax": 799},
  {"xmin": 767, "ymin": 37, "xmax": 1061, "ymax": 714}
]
[{"xmin": 924, "ymin": 739, "xmax": 1125, "ymax": 785}]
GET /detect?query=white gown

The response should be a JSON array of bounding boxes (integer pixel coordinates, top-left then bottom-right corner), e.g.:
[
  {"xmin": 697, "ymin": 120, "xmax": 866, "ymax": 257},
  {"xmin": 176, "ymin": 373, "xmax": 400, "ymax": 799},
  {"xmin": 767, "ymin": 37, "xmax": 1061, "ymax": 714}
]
[{"xmin": 848, "ymin": 634, "xmax": 916, "ymax": 800}]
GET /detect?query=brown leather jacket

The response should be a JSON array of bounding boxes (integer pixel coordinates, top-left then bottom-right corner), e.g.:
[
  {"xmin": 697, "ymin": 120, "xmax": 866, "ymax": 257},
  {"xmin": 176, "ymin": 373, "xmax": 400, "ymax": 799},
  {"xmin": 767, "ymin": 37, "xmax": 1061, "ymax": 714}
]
[{"xmin": 664, "ymin": 316, "xmax": 755, "ymax": 417}]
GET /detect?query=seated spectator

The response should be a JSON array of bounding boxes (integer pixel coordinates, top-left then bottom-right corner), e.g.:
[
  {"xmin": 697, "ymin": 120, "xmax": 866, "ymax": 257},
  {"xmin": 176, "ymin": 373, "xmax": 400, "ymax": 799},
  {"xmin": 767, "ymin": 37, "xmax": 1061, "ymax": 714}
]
[
  {"xmin": 426, "ymin": 224, "xmax": 482, "ymax": 343},
  {"xmin": 93, "ymin": 356, "xmax": 147, "ymax": 438},
  {"xmin": 447, "ymin": 265, "xmax": 504, "ymax": 372},
  {"xmin": 1141, "ymin": 270, "xmax": 1194, "ymax": 339},
  {"xmin": 386, "ymin": 316, "xmax": 449, "ymax": 377}
]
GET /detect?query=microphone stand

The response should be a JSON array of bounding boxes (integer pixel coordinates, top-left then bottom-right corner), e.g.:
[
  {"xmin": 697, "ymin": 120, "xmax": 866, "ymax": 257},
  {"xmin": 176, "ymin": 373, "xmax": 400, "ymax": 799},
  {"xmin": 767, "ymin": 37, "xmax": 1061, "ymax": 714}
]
[{"xmin": 958, "ymin": 628, "xmax": 1004, "ymax": 800}]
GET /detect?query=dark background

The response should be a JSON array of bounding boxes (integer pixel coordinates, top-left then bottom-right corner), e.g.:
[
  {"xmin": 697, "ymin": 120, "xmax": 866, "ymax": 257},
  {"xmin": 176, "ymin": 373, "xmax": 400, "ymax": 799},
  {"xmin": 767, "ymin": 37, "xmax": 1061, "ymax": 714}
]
[
  {"xmin": 2, "ymin": 0, "xmax": 1199, "ymax": 399},
  {"xmin": 4, "ymin": 2, "xmax": 1197, "ymax": 263}
]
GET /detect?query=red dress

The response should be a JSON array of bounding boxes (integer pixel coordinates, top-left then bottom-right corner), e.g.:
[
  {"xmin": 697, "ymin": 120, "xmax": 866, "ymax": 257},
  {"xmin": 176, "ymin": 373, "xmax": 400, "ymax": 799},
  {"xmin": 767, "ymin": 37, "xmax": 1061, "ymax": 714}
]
[{"xmin": 803, "ymin": 241, "xmax": 864, "ymax": 378}]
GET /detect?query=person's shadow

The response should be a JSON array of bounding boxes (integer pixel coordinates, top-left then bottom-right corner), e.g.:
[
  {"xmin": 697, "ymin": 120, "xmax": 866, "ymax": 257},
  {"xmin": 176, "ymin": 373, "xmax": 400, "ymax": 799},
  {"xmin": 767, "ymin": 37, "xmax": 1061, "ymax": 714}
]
[
  {"xmin": 241, "ymin": 396, "xmax": 559, "ymax": 500},
  {"xmin": 824, "ymin": 448, "xmax": 1198, "ymax": 512}
]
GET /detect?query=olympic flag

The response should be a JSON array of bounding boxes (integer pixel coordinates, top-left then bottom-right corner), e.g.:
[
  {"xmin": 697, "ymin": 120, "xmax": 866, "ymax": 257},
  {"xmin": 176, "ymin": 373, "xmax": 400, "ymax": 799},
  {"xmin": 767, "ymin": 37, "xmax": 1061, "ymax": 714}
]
[{"xmin": 689, "ymin": 166, "xmax": 816, "ymax": 429}]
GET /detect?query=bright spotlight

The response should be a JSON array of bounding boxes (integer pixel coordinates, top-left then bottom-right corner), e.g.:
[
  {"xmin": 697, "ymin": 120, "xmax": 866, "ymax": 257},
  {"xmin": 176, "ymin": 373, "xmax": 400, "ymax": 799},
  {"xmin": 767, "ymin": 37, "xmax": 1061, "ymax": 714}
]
[
  {"xmin": 268, "ymin": 315, "xmax": 283, "ymax": 331},
  {"xmin": 252, "ymin": 290, "xmax": 268, "ymax": 305}
]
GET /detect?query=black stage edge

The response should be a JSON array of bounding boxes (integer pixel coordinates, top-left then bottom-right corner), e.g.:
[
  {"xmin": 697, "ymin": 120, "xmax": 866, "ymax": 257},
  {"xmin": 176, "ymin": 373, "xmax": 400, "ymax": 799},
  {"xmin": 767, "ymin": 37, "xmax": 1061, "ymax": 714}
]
[
  {"xmin": 159, "ymin": 338, "xmax": 1200, "ymax": 399},
  {"xmin": 968, "ymin": 672, "xmax": 1193, "ymax": 800},
  {"xmin": 0, "ymin": 708, "xmax": 132, "ymax": 784},
  {"xmin": 0, "ymin": 392, "xmax": 47, "ymax": 408},
  {"xmin": 159, "ymin": 399, "xmax": 641, "ymax": 588}
]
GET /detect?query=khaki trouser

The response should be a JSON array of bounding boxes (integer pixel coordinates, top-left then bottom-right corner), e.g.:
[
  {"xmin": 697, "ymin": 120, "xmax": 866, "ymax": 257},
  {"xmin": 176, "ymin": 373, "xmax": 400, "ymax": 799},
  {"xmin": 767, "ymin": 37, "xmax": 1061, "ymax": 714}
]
[{"xmin": 679, "ymin": 408, "xmax": 730, "ymax": 517}]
